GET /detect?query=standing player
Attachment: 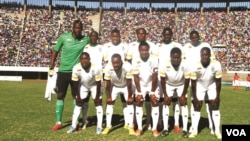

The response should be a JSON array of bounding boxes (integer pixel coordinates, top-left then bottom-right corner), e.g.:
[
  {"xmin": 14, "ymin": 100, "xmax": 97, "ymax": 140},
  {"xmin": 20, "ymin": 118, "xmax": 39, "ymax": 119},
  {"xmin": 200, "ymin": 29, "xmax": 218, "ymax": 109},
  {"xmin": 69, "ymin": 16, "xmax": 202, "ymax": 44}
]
[
  {"xmin": 183, "ymin": 30, "xmax": 215, "ymax": 134},
  {"xmin": 246, "ymin": 74, "xmax": 250, "ymax": 91},
  {"xmin": 188, "ymin": 47, "xmax": 222, "ymax": 139},
  {"xmin": 132, "ymin": 41, "xmax": 160, "ymax": 137},
  {"xmin": 79, "ymin": 30, "xmax": 104, "ymax": 130},
  {"xmin": 156, "ymin": 27, "xmax": 184, "ymax": 133},
  {"xmin": 233, "ymin": 73, "xmax": 240, "ymax": 90},
  {"xmin": 101, "ymin": 54, "xmax": 135, "ymax": 135},
  {"xmin": 159, "ymin": 47, "xmax": 190, "ymax": 138},
  {"xmin": 102, "ymin": 28, "xmax": 130, "ymax": 128},
  {"xmin": 103, "ymin": 28, "xmax": 128, "ymax": 64},
  {"xmin": 49, "ymin": 20, "xmax": 90, "ymax": 131},
  {"xmin": 67, "ymin": 52, "xmax": 103, "ymax": 134},
  {"xmin": 126, "ymin": 27, "xmax": 158, "ymax": 130}
]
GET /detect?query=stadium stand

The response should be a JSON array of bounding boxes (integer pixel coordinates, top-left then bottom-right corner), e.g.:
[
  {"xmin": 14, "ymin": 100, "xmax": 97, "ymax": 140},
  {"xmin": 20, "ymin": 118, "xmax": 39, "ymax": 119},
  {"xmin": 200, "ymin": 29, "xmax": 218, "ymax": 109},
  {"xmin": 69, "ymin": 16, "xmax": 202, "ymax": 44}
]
[{"xmin": 0, "ymin": 0, "xmax": 249, "ymax": 80}]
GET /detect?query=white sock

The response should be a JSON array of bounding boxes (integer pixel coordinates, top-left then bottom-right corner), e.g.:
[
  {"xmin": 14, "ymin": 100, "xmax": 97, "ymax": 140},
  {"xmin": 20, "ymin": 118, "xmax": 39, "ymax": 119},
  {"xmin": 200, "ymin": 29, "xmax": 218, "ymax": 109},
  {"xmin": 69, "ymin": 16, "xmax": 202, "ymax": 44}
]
[
  {"xmin": 189, "ymin": 103, "xmax": 194, "ymax": 132},
  {"xmin": 162, "ymin": 105, "xmax": 169, "ymax": 130},
  {"xmin": 96, "ymin": 106, "xmax": 103, "ymax": 129},
  {"xmin": 181, "ymin": 105, "xmax": 188, "ymax": 131},
  {"xmin": 106, "ymin": 104, "xmax": 113, "ymax": 128},
  {"xmin": 127, "ymin": 105, "xmax": 134, "ymax": 128},
  {"xmin": 206, "ymin": 103, "xmax": 213, "ymax": 130},
  {"xmin": 174, "ymin": 104, "xmax": 180, "ymax": 126},
  {"xmin": 212, "ymin": 110, "xmax": 221, "ymax": 133},
  {"xmin": 136, "ymin": 106, "xmax": 143, "ymax": 130},
  {"xmin": 123, "ymin": 106, "xmax": 128, "ymax": 126},
  {"xmin": 192, "ymin": 111, "xmax": 201, "ymax": 133},
  {"xmin": 72, "ymin": 105, "xmax": 81, "ymax": 128},
  {"xmin": 151, "ymin": 106, "xmax": 159, "ymax": 130}
]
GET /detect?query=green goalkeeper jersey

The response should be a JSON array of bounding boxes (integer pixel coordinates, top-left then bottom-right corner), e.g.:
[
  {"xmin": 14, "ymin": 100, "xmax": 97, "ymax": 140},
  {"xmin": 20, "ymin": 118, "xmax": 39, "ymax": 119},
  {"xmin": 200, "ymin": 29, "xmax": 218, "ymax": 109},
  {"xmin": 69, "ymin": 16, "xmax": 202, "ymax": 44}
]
[{"xmin": 53, "ymin": 32, "xmax": 90, "ymax": 72}]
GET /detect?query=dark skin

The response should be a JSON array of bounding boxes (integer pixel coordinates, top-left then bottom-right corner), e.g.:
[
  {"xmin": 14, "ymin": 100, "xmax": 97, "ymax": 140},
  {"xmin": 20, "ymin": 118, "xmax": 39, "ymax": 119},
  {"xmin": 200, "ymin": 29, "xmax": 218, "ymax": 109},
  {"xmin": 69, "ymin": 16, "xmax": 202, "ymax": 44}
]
[
  {"xmin": 105, "ymin": 56, "xmax": 133, "ymax": 105},
  {"xmin": 190, "ymin": 32, "xmax": 200, "ymax": 47},
  {"xmin": 162, "ymin": 29, "xmax": 173, "ymax": 44},
  {"xmin": 161, "ymin": 51, "xmax": 190, "ymax": 106},
  {"xmin": 134, "ymin": 45, "xmax": 158, "ymax": 107},
  {"xmin": 192, "ymin": 48, "xmax": 221, "ymax": 111},
  {"xmin": 89, "ymin": 31, "xmax": 98, "ymax": 46},
  {"xmin": 73, "ymin": 53, "xmax": 102, "ymax": 106},
  {"xmin": 50, "ymin": 21, "xmax": 84, "ymax": 100}
]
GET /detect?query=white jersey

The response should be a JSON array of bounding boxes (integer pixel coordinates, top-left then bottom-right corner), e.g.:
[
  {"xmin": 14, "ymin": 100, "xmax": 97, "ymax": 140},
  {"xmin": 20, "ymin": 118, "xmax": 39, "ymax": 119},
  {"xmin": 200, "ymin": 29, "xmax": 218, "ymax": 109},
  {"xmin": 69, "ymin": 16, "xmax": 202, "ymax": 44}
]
[
  {"xmin": 156, "ymin": 41, "xmax": 183, "ymax": 65},
  {"xmin": 132, "ymin": 55, "xmax": 158, "ymax": 87},
  {"xmin": 126, "ymin": 40, "xmax": 158, "ymax": 60},
  {"xmin": 104, "ymin": 62, "xmax": 133, "ymax": 88},
  {"xmin": 159, "ymin": 60, "xmax": 190, "ymax": 86},
  {"xmin": 183, "ymin": 42, "xmax": 216, "ymax": 65},
  {"xmin": 190, "ymin": 60, "xmax": 222, "ymax": 88},
  {"xmin": 103, "ymin": 41, "xmax": 128, "ymax": 63},
  {"xmin": 83, "ymin": 44, "xmax": 104, "ymax": 68},
  {"xmin": 72, "ymin": 63, "xmax": 102, "ymax": 89}
]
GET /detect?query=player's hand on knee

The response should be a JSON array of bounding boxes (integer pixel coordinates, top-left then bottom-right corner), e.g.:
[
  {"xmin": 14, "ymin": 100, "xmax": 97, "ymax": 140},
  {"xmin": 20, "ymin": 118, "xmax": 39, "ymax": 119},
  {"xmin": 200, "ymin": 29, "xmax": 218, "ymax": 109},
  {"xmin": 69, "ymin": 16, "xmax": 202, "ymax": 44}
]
[
  {"xmin": 150, "ymin": 94, "xmax": 158, "ymax": 106},
  {"xmin": 76, "ymin": 96, "xmax": 83, "ymax": 106},
  {"xmin": 136, "ymin": 95, "xmax": 143, "ymax": 106},
  {"xmin": 94, "ymin": 98, "xmax": 102, "ymax": 106},
  {"xmin": 179, "ymin": 95, "xmax": 187, "ymax": 106},
  {"xmin": 127, "ymin": 97, "xmax": 133, "ymax": 105},
  {"xmin": 106, "ymin": 97, "xmax": 112, "ymax": 104},
  {"xmin": 163, "ymin": 95, "xmax": 171, "ymax": 106}
]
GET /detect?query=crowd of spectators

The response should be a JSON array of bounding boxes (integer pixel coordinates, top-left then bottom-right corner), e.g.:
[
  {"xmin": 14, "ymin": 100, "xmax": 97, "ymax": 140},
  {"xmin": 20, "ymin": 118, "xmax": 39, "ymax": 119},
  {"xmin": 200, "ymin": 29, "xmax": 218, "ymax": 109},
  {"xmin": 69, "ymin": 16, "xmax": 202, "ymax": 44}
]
[{"xmin": 0, "ymin": 3, "xmax": 249, "ymax": 71}]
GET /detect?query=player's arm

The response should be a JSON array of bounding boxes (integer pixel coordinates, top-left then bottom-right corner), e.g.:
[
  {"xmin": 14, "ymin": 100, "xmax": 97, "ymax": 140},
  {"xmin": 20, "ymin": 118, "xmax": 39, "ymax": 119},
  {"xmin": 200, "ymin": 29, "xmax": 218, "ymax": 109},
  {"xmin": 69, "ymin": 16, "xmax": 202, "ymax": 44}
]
[
  {"xmin": 133, "ymin": 74, "xmax": 141, "ymax": 93},
  {"xmin": 72, "ymin": 68, "xmax": 82, "ymax": 106},
  {"xmin": 179, "ymin": 78, "xmax": 190, "ymax": 106},
  {"xmin": 94, "ymin": 80, "xmax": 102, "ymax": 106},
  {"xmin": 126, "ymin": 78, "xmax": 134, "ymax": 105},
  {"xmin": 49, "ymin": 35, "xmax": 64, "ymax": 69},
  {"xmin": 151, "ymin": 67, "xmax": 158, "ymax": 92},
  {"xmin": 150, "ymin": 68, "xmax": 158, "ymax": 106}
]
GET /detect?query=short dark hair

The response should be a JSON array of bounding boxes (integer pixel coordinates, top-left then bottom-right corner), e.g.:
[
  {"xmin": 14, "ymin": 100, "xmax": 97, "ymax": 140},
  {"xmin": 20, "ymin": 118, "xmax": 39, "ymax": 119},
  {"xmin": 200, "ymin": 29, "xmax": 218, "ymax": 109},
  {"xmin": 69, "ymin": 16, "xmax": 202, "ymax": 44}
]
[
  {"xmin": 136, "ymin": 28, "xmax": 146, "ymax": 34},
  {"xmin": 189, "ymin": 30, "xmax": 200, "ymax": 38},
  {"xmin": 139, "ymin": 41, "xmax": 149, "ymax": 50},
  {"xmin": 81, "ymin": 52, "xmax": 90, "ymax": 58},
  {"xmin": 111, "ymin": 28, "xmax": 120, "ymax": 35},
  {"xmin": 170, "ymin": 47, "xmax": 182, "ymax": 57},
  {"xmin": 200, "ymin": 47, "xmax": 211, "ymax": 55},
  {"xmin": 73, "ymin": 19, "xmax": 83, "ymax": 28},
  {"xmin": 111, "ymin": 53, "xmax": 122, "ymax": 60},
  {"xmin": 162, "ymin": 27, "xmax": 173, "ymax": 35}
]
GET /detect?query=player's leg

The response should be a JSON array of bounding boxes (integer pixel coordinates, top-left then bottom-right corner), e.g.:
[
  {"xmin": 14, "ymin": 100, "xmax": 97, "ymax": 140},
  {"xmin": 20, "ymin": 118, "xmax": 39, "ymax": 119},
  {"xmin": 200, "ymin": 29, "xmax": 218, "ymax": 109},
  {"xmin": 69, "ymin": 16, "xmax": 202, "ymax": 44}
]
[
  {"xmin": 52, "ymin": 72, "xmax": 70, "ymax": 131},
  {"xmin": 102, "ymin": 87, "xmax": 117, "ymax": 134},
  {"xmin": 145, "ymin": 93, "xmax": 152, "ymax": 130},
  {"xmin": 81, "ymin": 92, "xmax": 90, "ymax": 130},
  {"xmin": 209, "ymin": 88, "xmax": 221, "ymax": 139},
  {"xmin": 172, "ymin": 92, "xmax": 181, "ymax": 133},
  {"xmin": 67, "ymin": 88, "xmax": 88, "ymax": 133},
  {"xmin": 122, "ymin": 87, "xmax": 135, "ymax": 135},
  {"xmin": 120, "ymin": 94, "xmax": 129, "ymax": 129},
  {"xmin": 189, "ymin": 84, "xmax": 205, "ymax": 138},
  {"xmin": 135, "ymin": 94, "xmax": 144, "ymax": 136},
  {"xmin": 150, "ymin": 92, "xmax": 160, "ymax": 137},
  {"xmin": 91, "ymin": 86, "xmax": 103, "ymax": 134}
]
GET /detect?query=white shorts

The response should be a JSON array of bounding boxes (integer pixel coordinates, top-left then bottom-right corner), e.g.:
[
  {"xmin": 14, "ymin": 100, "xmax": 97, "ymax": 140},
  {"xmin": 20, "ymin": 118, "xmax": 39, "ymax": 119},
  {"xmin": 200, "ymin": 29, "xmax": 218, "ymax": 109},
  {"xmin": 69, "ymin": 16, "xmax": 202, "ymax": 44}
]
[
  {"xmin": 135, "ymin": 84, "xmax": 161, "ymax": 100},
  {"xmin": 80, "ymin": 85, "xmax": 102, "ymax": 99},
  {"xmin": 111, "ymin": 85, "xmax": 135, "ymax": 101},
  {"xmin": 166, "ymin": 84, "xmax": 187, "ymax": 98},
  {"xmin": 246, "ymin": 81, "xmax": 250, "ymax": 87},
  {"xmin": 196, "ymin": 82, "xmax": 216, "ymax": 101},
  {"xmin": 233, "ymin": 80, "xmax": 239, "ymax": 86}
]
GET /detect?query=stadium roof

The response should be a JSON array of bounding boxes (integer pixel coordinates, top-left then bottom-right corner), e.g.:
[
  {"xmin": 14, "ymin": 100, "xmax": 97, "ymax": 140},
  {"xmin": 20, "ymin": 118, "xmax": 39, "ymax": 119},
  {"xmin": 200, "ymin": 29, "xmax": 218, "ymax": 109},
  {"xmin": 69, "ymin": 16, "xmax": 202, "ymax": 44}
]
[{"xmin": 56, "ymin": 0, "xmax": 249, "ymax": 3}]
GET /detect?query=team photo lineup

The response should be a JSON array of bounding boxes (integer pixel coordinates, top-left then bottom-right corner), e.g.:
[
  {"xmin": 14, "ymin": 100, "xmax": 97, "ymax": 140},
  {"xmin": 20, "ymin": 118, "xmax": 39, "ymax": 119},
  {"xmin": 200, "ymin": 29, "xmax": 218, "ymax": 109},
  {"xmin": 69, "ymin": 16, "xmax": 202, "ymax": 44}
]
[
  {"xmin": 1, "ymin": 0, "xmax": 250, "ymax": 140},
  {"xmin": 48, "ymin": 20, "xmax": 222, "ymax": 139}
]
